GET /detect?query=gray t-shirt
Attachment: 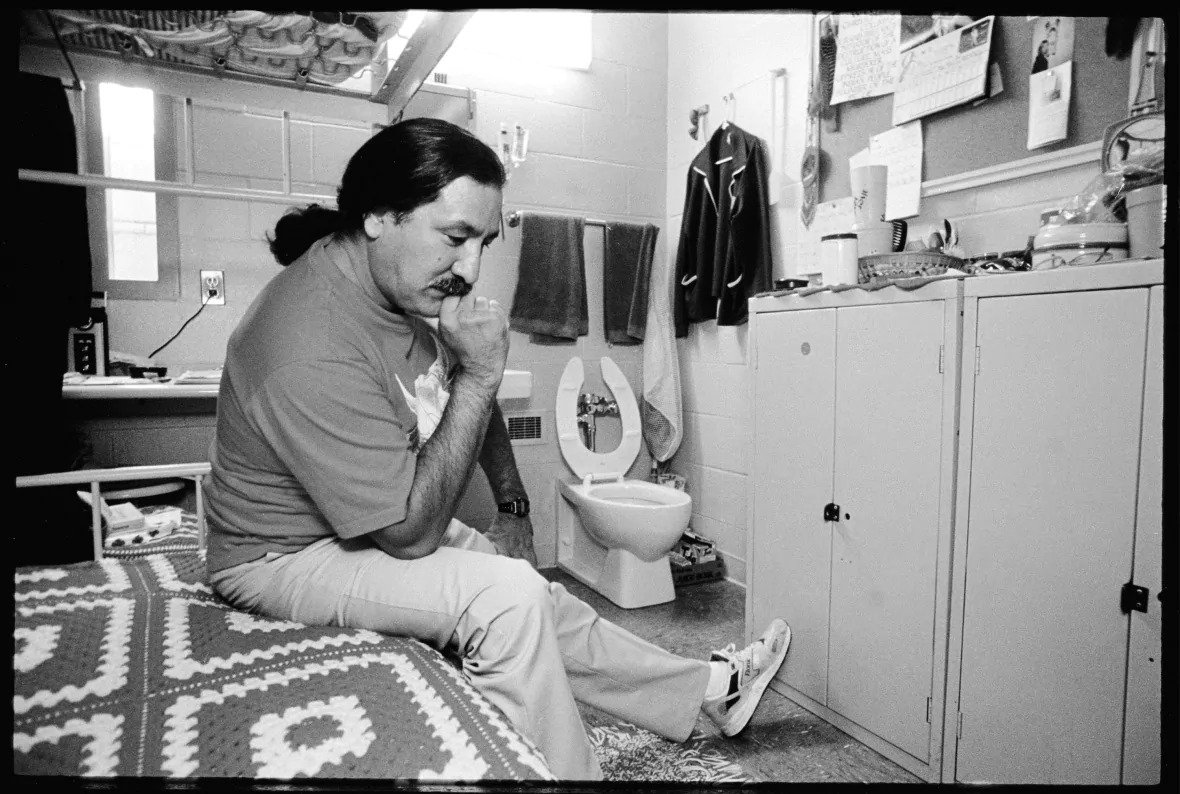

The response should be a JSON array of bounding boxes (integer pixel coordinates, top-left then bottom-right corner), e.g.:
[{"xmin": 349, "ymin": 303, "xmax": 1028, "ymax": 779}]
[{"xmin": 205, "ymin": 234, "xmax": 452, "ymax": 573}]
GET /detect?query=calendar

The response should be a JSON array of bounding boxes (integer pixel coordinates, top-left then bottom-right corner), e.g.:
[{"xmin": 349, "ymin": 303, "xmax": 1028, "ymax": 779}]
[{"xmin": 892, "ymin": 16, "xmax": 994, "ymax": 126}]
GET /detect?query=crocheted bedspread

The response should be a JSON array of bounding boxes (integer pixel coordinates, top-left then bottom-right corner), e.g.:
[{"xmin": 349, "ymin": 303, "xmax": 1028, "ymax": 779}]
[{"xmin": 13, "ymin": 547, "xmax": 555, "ymax": 782}]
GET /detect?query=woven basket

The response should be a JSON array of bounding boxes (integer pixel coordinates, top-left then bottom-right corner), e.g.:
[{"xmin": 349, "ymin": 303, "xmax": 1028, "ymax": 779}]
[{"xmin": 857, "ymin": 251, "xmax": 965, "ymax": 284}]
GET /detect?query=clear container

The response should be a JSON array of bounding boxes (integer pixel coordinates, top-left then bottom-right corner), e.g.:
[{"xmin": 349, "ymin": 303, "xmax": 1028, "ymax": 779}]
[{"xmin": 1125, "ymin": 184, "xmax": 1165, "ymax": 260}]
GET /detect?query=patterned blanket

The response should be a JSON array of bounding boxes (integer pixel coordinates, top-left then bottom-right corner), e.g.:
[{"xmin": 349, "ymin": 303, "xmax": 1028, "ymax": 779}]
[{"xmin": 13, "ymin": 549, "xmax": 554, "ymax": 782}]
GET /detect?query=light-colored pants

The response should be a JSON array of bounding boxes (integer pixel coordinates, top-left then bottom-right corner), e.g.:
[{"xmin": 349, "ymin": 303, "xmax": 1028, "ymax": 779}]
[{"xmin": 209, "ymin": 520, "xmax": 710, "ymax": 780}]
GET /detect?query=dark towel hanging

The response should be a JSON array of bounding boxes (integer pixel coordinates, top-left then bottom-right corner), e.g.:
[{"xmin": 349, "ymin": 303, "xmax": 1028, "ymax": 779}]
[
  {"xmin": 508, "ymin": 212, "xmax": 588, "ymax": 342},
  {"xmin": 603, "ymin": 222, "xmax": 658, "ymax": 345}
]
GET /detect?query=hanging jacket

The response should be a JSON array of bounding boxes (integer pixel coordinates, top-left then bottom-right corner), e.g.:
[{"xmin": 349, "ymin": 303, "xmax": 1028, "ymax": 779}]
[{"xmin": 673, "ymin": 122, "xmax": 773, "ymax": 337}]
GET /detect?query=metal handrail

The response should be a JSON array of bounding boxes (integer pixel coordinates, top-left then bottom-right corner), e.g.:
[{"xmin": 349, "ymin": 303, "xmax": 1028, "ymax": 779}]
[
  {"xmin": 17, "ymin": 168, "xmax": 334, "ymax": 207},
  {"xmin": 16, "ymin": 462, "xmax": 211, "ymax": 560}
]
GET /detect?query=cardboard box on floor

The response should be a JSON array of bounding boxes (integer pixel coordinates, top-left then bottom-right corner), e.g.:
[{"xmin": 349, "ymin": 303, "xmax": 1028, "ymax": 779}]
[{"xmin": 669, "ymin": 528, "xmax": 725, "ymax": 586}]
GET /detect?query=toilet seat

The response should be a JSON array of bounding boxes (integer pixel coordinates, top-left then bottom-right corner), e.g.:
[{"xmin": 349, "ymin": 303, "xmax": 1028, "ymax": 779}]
[{"xmin": 556, "ymin": 356, "xmax": 642, "ymax": 481}]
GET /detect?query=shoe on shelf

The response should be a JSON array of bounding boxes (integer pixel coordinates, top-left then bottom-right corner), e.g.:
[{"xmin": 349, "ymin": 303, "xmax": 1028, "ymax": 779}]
[{"xmin": 702, "ymin": 618, "xmax": 791, "ymax": 737}]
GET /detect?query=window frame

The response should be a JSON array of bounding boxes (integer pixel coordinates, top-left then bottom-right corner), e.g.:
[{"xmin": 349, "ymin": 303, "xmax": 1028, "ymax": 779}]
[{"xmin": 84, "ymin": 86, "xmax": 181, "ymax": 301}]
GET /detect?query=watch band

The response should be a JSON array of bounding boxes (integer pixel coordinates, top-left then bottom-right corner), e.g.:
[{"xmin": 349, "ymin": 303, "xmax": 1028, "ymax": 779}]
[{"xmin": 497, "ymin": 497, "xmax": 530, "ymax": 517}]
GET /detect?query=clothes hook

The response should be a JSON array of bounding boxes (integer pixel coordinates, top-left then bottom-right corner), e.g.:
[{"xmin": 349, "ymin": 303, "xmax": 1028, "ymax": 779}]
[{"xmin": 688, "ymin": 104, "xmax": 709, "ymax": 139}]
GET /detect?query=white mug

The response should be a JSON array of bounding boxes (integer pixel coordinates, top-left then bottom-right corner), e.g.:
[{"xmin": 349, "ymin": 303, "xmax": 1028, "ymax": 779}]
[{"xmin": 851, "ymin": 165, "xmax": 888, "ymax": 227}]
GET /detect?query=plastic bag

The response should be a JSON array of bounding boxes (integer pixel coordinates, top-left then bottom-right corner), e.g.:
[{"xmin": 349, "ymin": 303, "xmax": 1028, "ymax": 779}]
[{"xmin": 1056, "ymin": 148, "xmax": 1165, "ymax": 225}]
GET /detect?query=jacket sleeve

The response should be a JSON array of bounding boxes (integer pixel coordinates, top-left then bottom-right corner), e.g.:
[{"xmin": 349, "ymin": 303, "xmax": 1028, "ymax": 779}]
[
  {"xmin": 672, "ymin": 168, "xmax": 696, "ymax": 338},
  {"xmin": 718, "ymin": 138, "xmax": 774, "ymax": 326}
]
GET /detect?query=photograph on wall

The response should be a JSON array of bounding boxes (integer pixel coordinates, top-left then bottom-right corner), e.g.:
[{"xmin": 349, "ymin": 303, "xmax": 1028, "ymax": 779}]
[
  {"xmin": 958, "ymin": 18, "xmax": 991, "ymax": 53},
  {"xmin": 900, "ymin": 14, "xmax": 937, "ymax": 52},
  {"xmin": 1030, "ymin": 16, "xmax": 1075, "ymax": 74}
]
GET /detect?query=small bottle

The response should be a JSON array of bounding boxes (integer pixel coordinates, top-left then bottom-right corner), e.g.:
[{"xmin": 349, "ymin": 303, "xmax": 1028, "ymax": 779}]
[
  {"xmin": 511, "ymin": 123, "xmax": 529, "ymax": 167},
  {"xmin": 498, "ymin": 123, "xmax": 511, "ymax": 167}
]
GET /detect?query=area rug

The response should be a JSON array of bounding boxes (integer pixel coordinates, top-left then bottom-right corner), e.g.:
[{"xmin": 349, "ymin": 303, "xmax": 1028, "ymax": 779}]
[{"xmin": 584, "ymin": 711, "xmax": 754, "ymax": 783}]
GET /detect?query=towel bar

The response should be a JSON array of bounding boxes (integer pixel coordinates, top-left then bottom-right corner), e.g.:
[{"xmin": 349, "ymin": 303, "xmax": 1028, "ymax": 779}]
[{"xmin": 506, "ymin": 211, "xmax": 607, "ymax": 228}]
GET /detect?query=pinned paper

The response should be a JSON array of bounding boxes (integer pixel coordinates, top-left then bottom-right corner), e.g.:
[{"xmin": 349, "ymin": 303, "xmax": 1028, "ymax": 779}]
[
  {"xmin": 1028, "ymin": 62, "xmax": 1072, "ymax": 149},
  {"xmin": 1027, "ymin": 16, "xmax": 1075, "ymax": 149},
  {"xmin": 861, "ymin": 121, "xmax": 923, "ymax": 220},
  {"xmin": 893, "ymin": 16, "xmax": 993, "ymax": 125},
  {"xmin": 830, "ymin": 14, "xmax": 901, "ymax": 104}
]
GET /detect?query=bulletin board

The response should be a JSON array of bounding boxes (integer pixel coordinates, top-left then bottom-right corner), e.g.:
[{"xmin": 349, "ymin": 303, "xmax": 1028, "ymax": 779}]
[{"xmin": 820, "ymin": 16, "xmax": 1134, "ymax": 199}]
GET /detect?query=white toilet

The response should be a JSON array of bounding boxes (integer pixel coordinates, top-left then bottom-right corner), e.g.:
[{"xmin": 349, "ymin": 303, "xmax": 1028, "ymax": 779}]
[{"xmin": 555, "ymin": 356, "xmax": 692, "ymax": 608}]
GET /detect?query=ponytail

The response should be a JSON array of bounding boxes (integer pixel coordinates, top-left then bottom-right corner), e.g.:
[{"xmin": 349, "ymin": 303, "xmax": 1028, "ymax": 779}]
[{"xmin": 267, "ymin": 204, "xmax": 344, "ymax": 266}]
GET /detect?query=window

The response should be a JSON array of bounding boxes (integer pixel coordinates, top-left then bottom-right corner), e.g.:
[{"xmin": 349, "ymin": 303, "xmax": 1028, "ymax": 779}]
[
  {"xmin": 99, "ymin": 84, "xmax": 157, "ymax": 281},
  {"xmin": 86, "ymin": 81, "xmax": 180, "ymax": 300},
  {"xmin": 436, "ymin": 10, "xmax": 593, "ymax": 73}
]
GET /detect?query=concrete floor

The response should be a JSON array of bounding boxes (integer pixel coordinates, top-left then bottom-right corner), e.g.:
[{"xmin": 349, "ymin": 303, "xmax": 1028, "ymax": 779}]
[{"xmin": 541, "ymin": 567, "xmax": 922, "ymax": 784}]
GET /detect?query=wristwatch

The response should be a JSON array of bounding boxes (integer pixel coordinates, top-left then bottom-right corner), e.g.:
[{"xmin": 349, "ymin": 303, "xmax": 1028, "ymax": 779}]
[{"xmin": 497, "ymin": 497, "xmax": 530, "ymax": 517}]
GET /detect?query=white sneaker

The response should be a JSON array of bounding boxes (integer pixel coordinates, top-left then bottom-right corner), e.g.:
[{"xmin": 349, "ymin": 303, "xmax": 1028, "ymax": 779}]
[{"xmin": 701, "ymin": 618, "xmax": 791, "ymax": 737}]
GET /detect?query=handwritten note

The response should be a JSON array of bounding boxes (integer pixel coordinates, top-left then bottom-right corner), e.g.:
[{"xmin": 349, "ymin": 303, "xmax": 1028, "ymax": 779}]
[
  {"xmin": 831, "ymin": 14, "xmax": 901, "ymax": 105},
  {"xmin": 869, "ymin": 121, "xmax": 924, "ymax": 220}
]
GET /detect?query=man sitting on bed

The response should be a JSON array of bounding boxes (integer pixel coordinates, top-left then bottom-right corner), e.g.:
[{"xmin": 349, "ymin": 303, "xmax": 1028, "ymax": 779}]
[{"xmin": 204, "ymin": 117, "xmax": 790, "ymax": 781}]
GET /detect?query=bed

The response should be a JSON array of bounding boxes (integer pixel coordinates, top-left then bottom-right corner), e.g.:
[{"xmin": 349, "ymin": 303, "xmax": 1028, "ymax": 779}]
[{"xmin": 13, "ymin": 463, "xmax": 555, "ymax": 782}]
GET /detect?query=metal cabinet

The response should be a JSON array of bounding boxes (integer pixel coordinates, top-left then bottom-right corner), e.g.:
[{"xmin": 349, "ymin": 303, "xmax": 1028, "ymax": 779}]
[
  {"xmin": 942, "ymin": 263, "xmax": 1163, "ymax": 785},
  {"xmin": 747, "ymin": 281, "xmax": 962, "ymax": 782}
]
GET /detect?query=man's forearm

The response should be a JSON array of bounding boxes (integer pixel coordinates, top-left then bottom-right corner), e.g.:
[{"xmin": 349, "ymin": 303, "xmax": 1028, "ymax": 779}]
[
  {"xmin": 480, "ymin": 402, "xmax": 527, "ymax": 503},
  {"xmin": 370, "ymin": 372, "xmax": 497, "ymax": 559}
]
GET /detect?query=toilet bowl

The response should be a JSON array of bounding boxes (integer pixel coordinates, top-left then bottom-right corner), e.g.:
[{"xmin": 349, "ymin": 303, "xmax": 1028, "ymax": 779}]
[{"xmin": 555, "ymin": 356, "xmax": 691, "ymax": 608}]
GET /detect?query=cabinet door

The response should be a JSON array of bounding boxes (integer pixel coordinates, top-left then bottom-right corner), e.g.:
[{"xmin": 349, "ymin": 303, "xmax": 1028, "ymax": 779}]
[
  {"xmin": 1123, "ymin": 285, "xmax": 1162, "ymax": 785},
  {"xmin": 751, "ymin": 309, "xmax": 837, "ymax": 705},
  {"xmin": 827, "ymin": 301, "xmax": 947, "ymax": 762},
  {"xmin": 956, "ymin": 289, "xmax": 1148, "ymax": 784}
]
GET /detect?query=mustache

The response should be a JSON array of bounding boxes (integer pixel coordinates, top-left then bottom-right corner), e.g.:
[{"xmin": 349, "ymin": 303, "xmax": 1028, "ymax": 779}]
[{"xmin": 433, "ymin": 276, "xmax": 473, "ymax": 297}]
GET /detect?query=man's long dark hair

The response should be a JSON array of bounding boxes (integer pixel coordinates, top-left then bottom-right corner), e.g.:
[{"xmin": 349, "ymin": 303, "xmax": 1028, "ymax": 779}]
[{"xmin": 268, "ymin": 117, "xmax": 506, "ymax": 266}]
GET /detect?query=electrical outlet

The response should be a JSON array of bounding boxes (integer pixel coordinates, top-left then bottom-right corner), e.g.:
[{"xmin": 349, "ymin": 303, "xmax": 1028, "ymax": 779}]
[{"xmin": 200, "ymin": 270, "xmax": 225, "ymax": 305}]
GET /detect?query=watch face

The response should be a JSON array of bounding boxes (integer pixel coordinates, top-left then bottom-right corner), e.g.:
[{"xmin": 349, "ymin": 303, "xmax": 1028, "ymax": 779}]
[{"xmin": 500, "ymin": 499, "xmax": 528, "ymax": 516}]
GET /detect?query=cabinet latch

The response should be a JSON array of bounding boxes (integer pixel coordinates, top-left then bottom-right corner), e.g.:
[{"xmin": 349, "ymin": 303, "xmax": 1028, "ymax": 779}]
[
  {"xmin": 824, "ymin": 503, "xmax": 841, "ymax": 522},
  {"xmin": 1121, "ymin": 582, "xmax": 1150, "ymax": 614}
]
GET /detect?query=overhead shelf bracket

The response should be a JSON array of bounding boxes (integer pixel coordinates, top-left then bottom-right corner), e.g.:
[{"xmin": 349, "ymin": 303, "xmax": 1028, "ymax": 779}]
[{"xmin": 371, "ymin": 11, "xmax": 475, "ymax": 120}]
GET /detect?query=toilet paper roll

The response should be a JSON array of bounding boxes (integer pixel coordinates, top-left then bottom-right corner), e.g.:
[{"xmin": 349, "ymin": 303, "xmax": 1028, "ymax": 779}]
[{"xmin": 851, "ymin": 164, "xmax": 888, "ymax": 226}]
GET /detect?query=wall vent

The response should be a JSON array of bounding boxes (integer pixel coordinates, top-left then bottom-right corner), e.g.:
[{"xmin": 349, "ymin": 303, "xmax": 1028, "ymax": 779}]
[
  {"xmin": 506, "ymin": 414, "xmax": 545, "ymax": 446},
  {"xmin": 433, "ymin": 72, "xmax": 448, "ymax": 84}
]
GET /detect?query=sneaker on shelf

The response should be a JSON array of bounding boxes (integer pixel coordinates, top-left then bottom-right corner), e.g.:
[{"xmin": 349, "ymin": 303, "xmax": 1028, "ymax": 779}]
[{"xmin": 702, "ymin": 618, "xmax": 792, "ymax": 737}]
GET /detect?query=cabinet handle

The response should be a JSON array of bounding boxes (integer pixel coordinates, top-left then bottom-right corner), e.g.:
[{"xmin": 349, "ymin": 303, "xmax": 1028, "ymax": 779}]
[{"xmin": 823, "ymin": 503, "xmax": 840, "ymax": 522}]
